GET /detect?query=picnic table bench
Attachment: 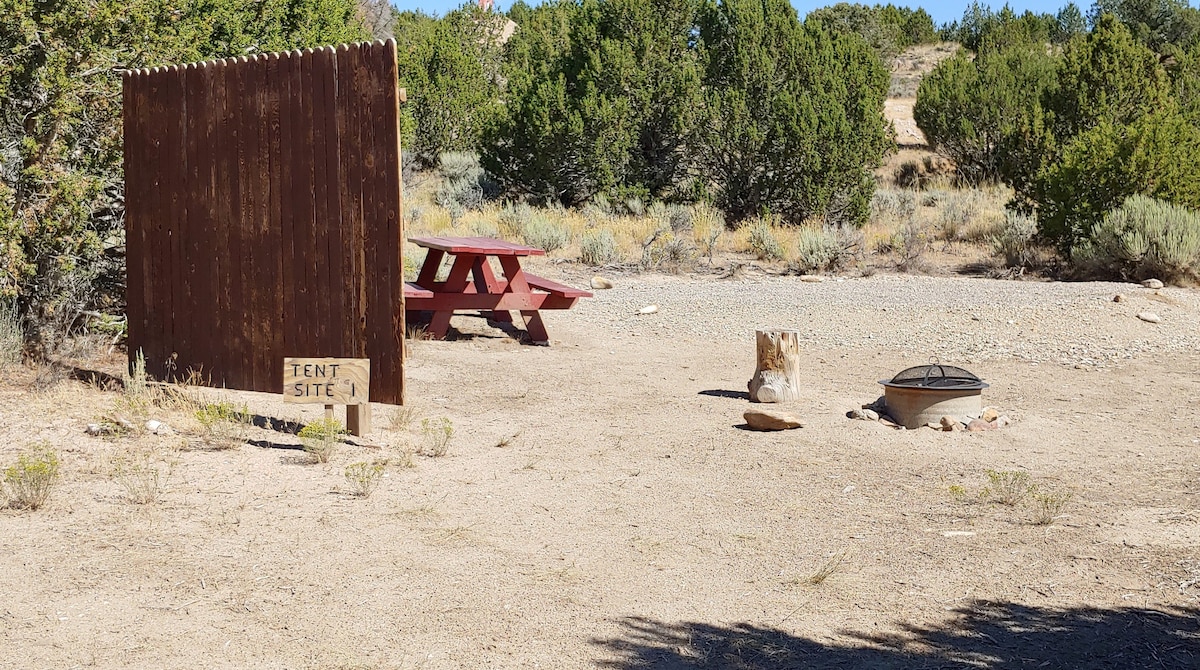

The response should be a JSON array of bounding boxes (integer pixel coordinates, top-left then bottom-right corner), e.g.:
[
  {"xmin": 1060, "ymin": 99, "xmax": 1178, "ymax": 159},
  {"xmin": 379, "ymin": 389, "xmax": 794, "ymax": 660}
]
[{"xmin": 404, "ymin": 236, "xmax": 592, "ymax": 343}]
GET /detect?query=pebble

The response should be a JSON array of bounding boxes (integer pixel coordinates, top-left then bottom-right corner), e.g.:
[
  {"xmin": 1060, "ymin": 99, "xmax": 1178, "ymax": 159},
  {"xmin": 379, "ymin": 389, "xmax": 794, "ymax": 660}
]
[
  {"xmin": 940, "ymin": 415, "xmax": 960, "ymax": 431},
  {"xmin": 799, "ymin": 275, "xmax": 824, "ymax": 283},
  {"xmin": 1141, "ymin": 278, "xmax": 1164, "ymax": 289},
  {"xmin": 638, "ymin": 305, "xmax": 658, "ymax": 315},
  {"xmin": 1113, "ymin": 294, "xmax": 1124, "ymax": 303},
  {"xmin": 981, "ymin": 407, "xmax": 1000, "ymax": 422},
  {"xmin": 1136, "ymin": 312, "xmax": 1161, "ymax": 323},
  {"xmin": 591, "ymin": 276, "xmax": 614, "ymax": 289},
  {"xmin": 966, "ymin": 418, "xmax": 994, "ymax": 432},
  {"xmin": 743, "ymin": 409, "xmax": 804, "ymax": 431}
]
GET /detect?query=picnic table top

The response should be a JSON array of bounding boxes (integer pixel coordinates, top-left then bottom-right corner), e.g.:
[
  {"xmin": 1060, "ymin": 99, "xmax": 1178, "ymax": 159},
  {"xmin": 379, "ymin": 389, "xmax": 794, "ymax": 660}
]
[{"xmin": 408, "ymin": 235, "xmax": 546, "ymax": 256}]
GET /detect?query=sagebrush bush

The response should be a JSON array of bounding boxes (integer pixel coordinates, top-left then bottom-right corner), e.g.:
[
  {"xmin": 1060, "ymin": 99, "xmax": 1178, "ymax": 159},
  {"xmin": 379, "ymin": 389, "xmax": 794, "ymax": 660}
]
[
  {"xmin": 521, "ymin": 214, "xmax": 571, "ymax": 253},
  {"xmin": 992, "ymin": 210, "xmax": 1038, "ymax": 269},
  {"xmin": 1072, "ymin": 195, "xmax": 1200, "ymax": 283},
  {"xmin": 871, "ymin": 189, "xmax": 916, "ymax": 222},
  {"xmin": 747, "ymin": 220, "xmax": 785, "ymax": 261},
  {"xmin": 435, "ymin": 152, "xmax": 497, "ymax": 221},
  {"xmin": 3, "ymin": 445, "xmax": 60, "ymax": 510},
  {"xmin": 939, "ymin": 192, "xmax": 978, "ymax": 241},
  {"xmin": 580, "ymin": 229, "xmax": 620, "ymax": 266},
  {"xmin": 792, "ymin": 225, "xmax": 859, "ymax": 274}
]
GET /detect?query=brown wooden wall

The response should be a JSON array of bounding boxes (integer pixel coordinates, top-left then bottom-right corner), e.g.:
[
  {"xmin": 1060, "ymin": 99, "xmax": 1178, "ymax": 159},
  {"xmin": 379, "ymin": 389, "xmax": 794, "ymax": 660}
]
[{"xmin": 123, "ymin": 40, "xmax": 405, "ymax": 404}]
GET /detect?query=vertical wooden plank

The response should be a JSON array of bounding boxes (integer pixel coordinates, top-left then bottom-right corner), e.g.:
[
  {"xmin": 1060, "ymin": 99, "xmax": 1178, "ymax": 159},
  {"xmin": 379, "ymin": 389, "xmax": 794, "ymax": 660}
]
[
  {"xmin": 279, "ymin": 50, "xmax": 299, "ymax": 366},
  {"xmin": 316, "ymin": 46, "xmax": 349, "ymax": 359},
  {"xmin": 230, "ymin": 56, "xmax": 254, "ymax": 392},
  {"xmin": 199, "ymin": 60, "xmax": 224, "ymax": 386},
  {"xmin": 237, "ymin": 55, "xmax": 261, "ymax": 392},
  {"xmin": 122, "ymin": 70, "xmax": 145, "ymax": 372},
  {"xmin": 213, "ymin": 57, "xmax": 238, "ymax": 388},
  {"xmin": 264, "ymin": 53, "xmax": 285, "ymax": 393},
  {"xmin": 144, "ymin": 67, "xmax": 170, "ymax": 375},
  {"xmin": 308, "ymin": 47, "xmax": 335, "ymax": 361},
  {"xmin": 364, "ymin": 40, "xmax": 405, "ymax": 405},
  {"xmin": 334, "ymin": 43, "xmax": 359, "ymax": 360},
  {"xmin": 163, "ymin": 65, "xmax": 188, "ymax": 379},
  {"xmin": 358, "ymin": 42, "xmax": 384, "ymax": 400},
  {"xmin": 181, "ymin": 62, "xmax": 206, "ymax": 380},
  {"xmin": 293, "ymin": 49, "xmax": 318, "ymax": 358}
]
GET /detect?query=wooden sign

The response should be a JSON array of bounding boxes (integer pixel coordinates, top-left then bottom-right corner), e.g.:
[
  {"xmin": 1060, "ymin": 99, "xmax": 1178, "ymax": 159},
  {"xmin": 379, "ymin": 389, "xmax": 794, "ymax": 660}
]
[{"xmin": 283, "ymin": 358, "xmax": 370, "ymax": 404}]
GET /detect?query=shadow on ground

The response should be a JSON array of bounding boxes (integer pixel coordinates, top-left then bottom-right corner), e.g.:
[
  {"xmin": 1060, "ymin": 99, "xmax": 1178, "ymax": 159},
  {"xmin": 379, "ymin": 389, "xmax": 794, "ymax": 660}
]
[{"xmin": 592, "ymin": 602, "xmax": 1199, "ymax": 669}]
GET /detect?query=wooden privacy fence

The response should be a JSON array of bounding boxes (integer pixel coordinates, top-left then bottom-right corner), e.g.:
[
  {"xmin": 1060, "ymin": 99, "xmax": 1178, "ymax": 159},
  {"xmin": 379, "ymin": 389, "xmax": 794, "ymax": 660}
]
[{"xmin": 123, "ymin": 40, "xmax": 405, "ymax": 405}]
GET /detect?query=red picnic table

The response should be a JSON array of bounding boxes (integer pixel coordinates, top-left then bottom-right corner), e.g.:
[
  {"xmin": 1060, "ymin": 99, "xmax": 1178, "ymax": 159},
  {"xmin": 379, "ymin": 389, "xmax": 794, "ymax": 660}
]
[{"xmin": 404, "ymin": 236, "xmax": 592, "ymax": 343}]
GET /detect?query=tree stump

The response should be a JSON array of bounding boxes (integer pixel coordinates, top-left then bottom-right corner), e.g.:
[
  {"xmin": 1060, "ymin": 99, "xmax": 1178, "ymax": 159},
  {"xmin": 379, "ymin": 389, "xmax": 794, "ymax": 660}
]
[{"xmin": 748, "ymin": 329, "xmax": 801, "ymax": 403}]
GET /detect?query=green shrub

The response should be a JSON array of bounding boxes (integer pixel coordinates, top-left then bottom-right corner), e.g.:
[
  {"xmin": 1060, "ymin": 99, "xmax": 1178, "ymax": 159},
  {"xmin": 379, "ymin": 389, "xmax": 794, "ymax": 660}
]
[
  {"xmin": 792, "ymin": 226, "xmax": 859, "ymax": 274},
  {"xmin": 747, "ymin": 221, "xmax": 785, "ymax": 261},
  {"xmin": 299, "ymin": 418, "xmax": 344, "ymax": 464},
  {"xmin": 521, "ymin": 214, "xmax": 571, "ymax": 253},
  {"xmin": 3, "ymin": 445, "xmax": 60, "ymax": 510},
  {"xmin": 580, "ymin": 229, "xmax": 620, "ymax": 266},
  {"xmin": 1073, "ymin": 195, "xmax": 1200, "ymax": 283},
  {"xmin": 991, "ymin": 210, "xmax": 1039, "ymax": 269}
]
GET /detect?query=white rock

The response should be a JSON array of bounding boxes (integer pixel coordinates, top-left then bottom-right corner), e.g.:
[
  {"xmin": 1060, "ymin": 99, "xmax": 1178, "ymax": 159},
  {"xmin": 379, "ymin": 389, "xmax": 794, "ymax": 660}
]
[
  {"xmin": 638, "ymin": 305, "xmax": 658, "ymax": 315},
  {"xmin": 1141, "ymin": 278, "xmax": 1164, "ymax": 289},
  {"xmin": 590, "ymin": 276, "xmax": 614, "ymax": 289},
  {"xmin": 1136, "ymin": 312, "xmax": 1161, "ymax": 324},
  {"xmin": 145, "ymin": 419, "xmax": 173, "ymax": 435},
  {"xmin": 799, "ymin": 275, "xmax": 824, "ymax": 283}
]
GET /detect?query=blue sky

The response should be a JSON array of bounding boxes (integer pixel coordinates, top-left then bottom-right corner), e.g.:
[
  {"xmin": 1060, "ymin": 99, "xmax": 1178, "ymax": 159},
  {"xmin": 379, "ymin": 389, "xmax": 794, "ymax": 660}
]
[{"xmin": 391, "ymin": 1, "xmax": 1080, "ymax": 25}]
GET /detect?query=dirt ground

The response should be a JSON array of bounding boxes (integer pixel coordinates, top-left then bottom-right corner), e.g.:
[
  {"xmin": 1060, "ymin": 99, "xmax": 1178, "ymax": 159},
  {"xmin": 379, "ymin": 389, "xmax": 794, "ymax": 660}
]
[{"xmin": 2, "ymin": 264, "xmax": 1198, "ymax": 670}]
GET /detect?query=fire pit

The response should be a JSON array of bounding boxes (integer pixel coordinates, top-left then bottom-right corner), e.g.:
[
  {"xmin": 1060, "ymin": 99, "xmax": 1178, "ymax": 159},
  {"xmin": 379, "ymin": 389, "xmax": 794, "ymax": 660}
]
[{"xmin": 880, "ymin": 364, "xmax": 989, "ymax": 429}]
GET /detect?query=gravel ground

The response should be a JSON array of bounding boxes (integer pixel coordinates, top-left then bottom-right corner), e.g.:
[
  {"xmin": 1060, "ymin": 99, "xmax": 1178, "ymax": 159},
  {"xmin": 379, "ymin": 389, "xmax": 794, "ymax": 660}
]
[{"xmin": 550, "ymin": 268, "xmax": 1200, "ymax": 369}]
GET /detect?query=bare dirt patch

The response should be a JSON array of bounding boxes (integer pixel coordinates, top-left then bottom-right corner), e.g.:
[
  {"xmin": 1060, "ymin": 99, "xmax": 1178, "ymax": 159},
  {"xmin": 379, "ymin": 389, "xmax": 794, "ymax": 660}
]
[{"xmin": 2, "ymin": 269, "xmax": 1198, "ymax": 669}]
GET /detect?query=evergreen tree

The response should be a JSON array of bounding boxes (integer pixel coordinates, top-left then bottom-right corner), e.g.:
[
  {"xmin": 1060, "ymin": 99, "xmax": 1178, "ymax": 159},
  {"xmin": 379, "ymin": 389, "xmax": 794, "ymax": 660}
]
[
  {"xmin": 697, "ymin": 0, "xmax": 891, "ymax": 224},
  {"xmin": 0, "ymin": 0, "xmax": 368, "ymax": 333},
  {"xmin": 399, "ymin": 3, "xmax": 505, "ymax": 163},
  {"xmin": 914, "ymin": 40, "xmax": 1057, "ymax": 184}
]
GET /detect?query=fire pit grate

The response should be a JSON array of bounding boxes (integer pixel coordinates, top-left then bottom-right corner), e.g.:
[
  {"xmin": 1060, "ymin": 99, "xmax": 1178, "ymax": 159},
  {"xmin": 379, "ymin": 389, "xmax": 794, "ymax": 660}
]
[{"xmin": 882, "ymin": 364, "xmax": 989, "ymax": 391}]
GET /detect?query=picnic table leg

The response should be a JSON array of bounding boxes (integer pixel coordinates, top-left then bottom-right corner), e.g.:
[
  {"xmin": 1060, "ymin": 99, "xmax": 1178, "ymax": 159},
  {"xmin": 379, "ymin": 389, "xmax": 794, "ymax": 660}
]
[
  {"xmin": 415, "ymin": 249, "xmax": 445, "ymax": 286},
  {"xmin": 427, "ymin": 253, "xmax": 476, "ymax": 339},
  {"xmin": 472, "ymin": 257, "xmax": 512, "ymax": 323},
  {"xmin": 498, "ymin": 256, "xmax": 550, "ymax": 343}
]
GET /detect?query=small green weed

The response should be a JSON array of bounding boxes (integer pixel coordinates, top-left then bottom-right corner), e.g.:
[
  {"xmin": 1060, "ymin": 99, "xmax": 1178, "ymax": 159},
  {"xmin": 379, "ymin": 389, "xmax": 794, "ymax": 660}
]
[
  {"xmin": 420, "ymin": 417, "xmax": 453, "ymax": 457},
  {"xmin": 3, "ymin": 445, "xmax": 60, "ymax": 510},
  {"xmin": 299, "ymin": 417, "xmax": 344, "ymax": 463},
  {"xmin": 983, "ymin": 469, "xmax": 1033, "ymax": 506},
  {"xmin": 1032, "ymin": 489, "xmax": 1074, "ymax": 525},
  {"xmin": 344, "ymin": 462, "xmax": 385, "ymax": 498},
  {"xmin": 194, "ymin": 401, "xmax": 251, "ymax": 449},
  {"xmin": 807, "ymin": 550, "xmax": 848, "ymax": 585},
  {"xmin": 111, "ymin": 450, "xmax": 171, "ymax": 504}
]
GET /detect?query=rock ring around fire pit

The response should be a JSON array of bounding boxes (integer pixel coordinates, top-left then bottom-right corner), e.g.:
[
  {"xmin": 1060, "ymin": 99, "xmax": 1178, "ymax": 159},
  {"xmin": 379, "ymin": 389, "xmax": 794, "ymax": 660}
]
[{"xmin": 880, "ymin": 364, "xmax": 989, "ymax": 430}]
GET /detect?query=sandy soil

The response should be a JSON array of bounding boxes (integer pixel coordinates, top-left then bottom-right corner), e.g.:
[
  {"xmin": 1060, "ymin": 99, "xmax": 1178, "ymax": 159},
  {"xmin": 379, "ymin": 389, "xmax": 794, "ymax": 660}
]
[{"xmin": 2, "ymin": 264, "xmax": 1198, "ymax": 669}]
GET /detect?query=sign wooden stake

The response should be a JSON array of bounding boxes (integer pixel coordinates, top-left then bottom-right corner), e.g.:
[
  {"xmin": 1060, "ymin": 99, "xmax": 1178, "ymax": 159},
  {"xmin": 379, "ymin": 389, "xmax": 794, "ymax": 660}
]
[{"xmin": 284, "ymin": 357, "xmax": 371, "ymax": 436}]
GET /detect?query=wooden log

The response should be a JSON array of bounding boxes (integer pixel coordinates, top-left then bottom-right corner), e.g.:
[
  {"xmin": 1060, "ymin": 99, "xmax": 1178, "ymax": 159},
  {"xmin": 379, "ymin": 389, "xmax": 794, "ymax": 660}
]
[{"xmin": 748, "ymin": 329, "xmax": 802, "ymax": 403}]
